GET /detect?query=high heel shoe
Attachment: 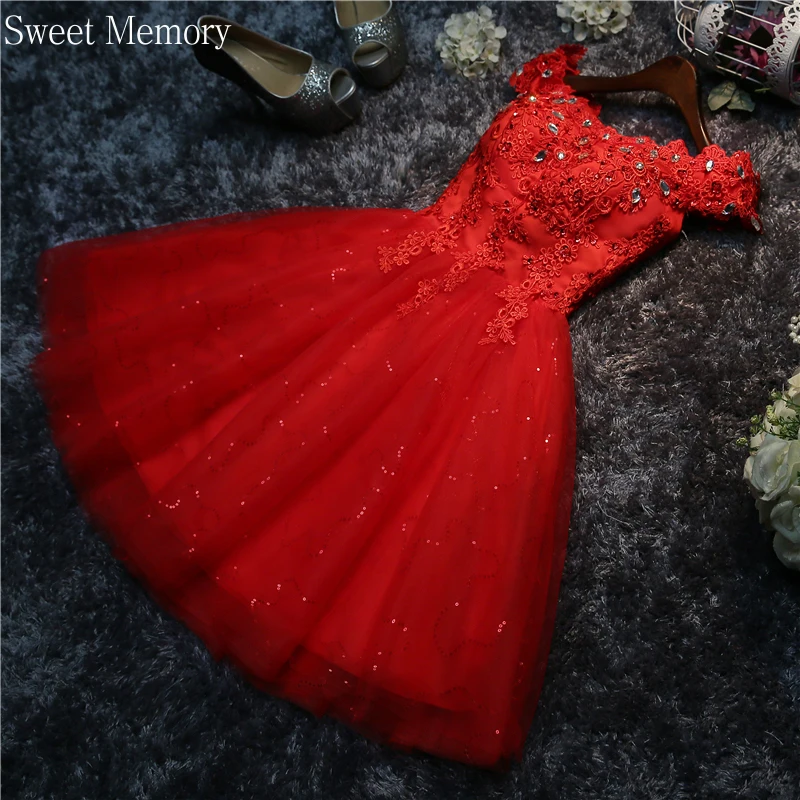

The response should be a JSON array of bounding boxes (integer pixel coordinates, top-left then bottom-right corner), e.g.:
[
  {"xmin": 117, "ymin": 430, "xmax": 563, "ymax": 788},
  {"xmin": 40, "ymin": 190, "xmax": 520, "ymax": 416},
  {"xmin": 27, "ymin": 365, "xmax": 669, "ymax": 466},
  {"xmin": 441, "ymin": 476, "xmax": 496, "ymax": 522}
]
[
  {"xmin": 334, "ymin": 1, "xmax": 407, "ymax": 88},
  {"xmin": 193, "ymin": 15, "xmax": 361, "ymax": 134}
]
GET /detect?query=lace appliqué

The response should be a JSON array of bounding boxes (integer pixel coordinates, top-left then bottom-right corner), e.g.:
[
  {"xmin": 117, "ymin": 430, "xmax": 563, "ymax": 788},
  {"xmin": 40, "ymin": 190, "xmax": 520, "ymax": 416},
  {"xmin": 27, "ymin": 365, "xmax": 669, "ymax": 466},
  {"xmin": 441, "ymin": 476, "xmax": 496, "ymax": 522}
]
[
  {"xmin": 378, "ymin": 145, "xmax": 494, "ymax": 275},
  {"xmin": 479, "ymin": 215, "xmax": 673, "ymax": 345},
  {"xmin": 380, "ymin": 45, "xmax": 762, "ymax": 344}
]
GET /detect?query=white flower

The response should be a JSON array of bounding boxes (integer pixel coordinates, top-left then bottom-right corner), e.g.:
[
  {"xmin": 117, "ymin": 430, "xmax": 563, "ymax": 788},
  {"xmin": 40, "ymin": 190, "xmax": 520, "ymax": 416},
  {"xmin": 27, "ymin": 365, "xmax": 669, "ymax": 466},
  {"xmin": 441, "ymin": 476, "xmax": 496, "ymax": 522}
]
[
  {"xmin": 746, "ymin": 440, "xmax": 800, "ymax": 571},
  {"xmin": 771, "ymin": 484, "xmax": 800, "ymax": 569},
  {"xmin": 437, "ymin": 5, "xmax": 507, "ymax": 79},
  {"xmin": 557, "ymin": 1, "xmax": 633, "ymax": 41},
  {"xmin": 771, "ymin": 484, "xmax": 800, "ymax": 543},
  {"xmin": 773, "ymin": 529, "xmax": 800, "ymax": 570},
  {"xmin": 744, "ymin": 434, "xmax": 800, "ymax": 503},
  {"xmin": 743, "ymin": 363, "xmax": 800, "ymax": 571}
]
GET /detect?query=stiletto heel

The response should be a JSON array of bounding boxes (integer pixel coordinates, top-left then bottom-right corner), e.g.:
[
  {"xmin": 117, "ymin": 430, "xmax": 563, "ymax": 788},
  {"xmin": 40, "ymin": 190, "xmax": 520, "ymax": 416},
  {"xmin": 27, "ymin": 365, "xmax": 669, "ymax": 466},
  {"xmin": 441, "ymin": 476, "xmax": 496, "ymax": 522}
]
[
  {"xmin": 334, "ymin": 1, "xmax": 407, "ymax": 88},
  {"xmin": 193, "ymin": 15, "xmax": 360, "ymax": 134}
]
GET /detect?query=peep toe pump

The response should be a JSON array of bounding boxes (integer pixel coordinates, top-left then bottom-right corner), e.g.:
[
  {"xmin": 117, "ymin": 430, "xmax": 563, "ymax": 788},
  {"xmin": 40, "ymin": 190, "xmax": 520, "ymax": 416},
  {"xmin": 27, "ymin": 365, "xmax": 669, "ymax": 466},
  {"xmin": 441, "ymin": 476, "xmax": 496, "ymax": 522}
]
[
  {"xmin": 334, "ymin": 1, "xmax": 407, "ymax": 88},
  {"xmin": 193, "ymin": 16, "xmax": 360, "ymax": 134}
]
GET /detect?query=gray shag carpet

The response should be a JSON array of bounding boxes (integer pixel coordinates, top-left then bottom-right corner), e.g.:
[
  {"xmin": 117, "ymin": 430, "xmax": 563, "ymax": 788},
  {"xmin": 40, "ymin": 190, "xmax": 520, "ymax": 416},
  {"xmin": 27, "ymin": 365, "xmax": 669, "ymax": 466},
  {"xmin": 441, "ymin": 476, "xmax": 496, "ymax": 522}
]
[{"xmin": 2, "ymin": 2, "xmax": 799, "ymax": 798}]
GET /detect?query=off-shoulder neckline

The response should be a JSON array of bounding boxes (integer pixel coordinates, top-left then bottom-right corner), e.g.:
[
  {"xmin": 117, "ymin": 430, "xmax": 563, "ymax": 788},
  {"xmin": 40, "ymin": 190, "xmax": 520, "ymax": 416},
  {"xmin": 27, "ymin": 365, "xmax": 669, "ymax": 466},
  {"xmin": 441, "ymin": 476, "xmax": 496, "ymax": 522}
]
[
  {"xmin": 513, "ymin": 46, "xmax": 758, "ymax": 168},
  {"xmin": 507, "ymin": 46, "xmax": 762, "ymax": 231}
]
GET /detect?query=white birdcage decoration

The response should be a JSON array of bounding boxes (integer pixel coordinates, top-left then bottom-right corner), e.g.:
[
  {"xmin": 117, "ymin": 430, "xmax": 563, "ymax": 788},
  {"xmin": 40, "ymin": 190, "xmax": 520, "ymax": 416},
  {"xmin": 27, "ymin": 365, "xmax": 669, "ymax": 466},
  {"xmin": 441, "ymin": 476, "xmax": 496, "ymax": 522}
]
[{"xmin": 675, "ymin": 0, "xmax": 800, "ymax": 104}]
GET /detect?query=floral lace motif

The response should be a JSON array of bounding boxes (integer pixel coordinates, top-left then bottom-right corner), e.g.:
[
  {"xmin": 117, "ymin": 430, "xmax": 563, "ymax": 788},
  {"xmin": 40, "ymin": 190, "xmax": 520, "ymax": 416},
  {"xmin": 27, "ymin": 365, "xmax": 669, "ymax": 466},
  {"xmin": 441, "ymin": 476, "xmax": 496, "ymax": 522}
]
[
  {"xmin": 380, "ymin": 45, "xmax": 762, "ymax": 345},
  {"xmin": 480, "ymin": 215, "xmax": 674, "ymax": 344}
]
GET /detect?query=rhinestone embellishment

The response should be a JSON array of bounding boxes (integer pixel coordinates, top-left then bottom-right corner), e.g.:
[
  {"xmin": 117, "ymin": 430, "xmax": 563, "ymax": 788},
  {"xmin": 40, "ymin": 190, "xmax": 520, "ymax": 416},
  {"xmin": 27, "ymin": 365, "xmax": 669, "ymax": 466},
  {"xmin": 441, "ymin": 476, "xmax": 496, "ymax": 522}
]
[
  {"xmin": 723, "ymin": 202, "xmax": 736, "ymax": 215},
  {"xmin": 542, "ymin": 68, "xmax": 552, "ymax": 78},
  {"xmin": 552, "ymin": 111, "xmax": 564, "ymax": 119},
  {"xmin": 579, "ymin": 137, "xmax": 589, "ymax": 145},
  {"xmin": 547, "ymin": 123, "xmax": 559, "ymax": 134},
  {"xmin": 631, "ymin": 188, "xmax": 641, "ymax": 204},
  {"xmin": 557, "ymin": 151, "xmax": 566, "ymax": 160},
  {"xmin": 706, "ymin": 159, "xmax": 714, "ymax": 171},
  {"xmin": 534, "ymin": 150, "xmax": 547, "ymax": 162},
  {"xmin": 650, "ymin": 149, "xmax": 658, "ymax": 158},
  {"xmin": 635, "ymin": 161, "xmax": 644, "ymax": 170},
  {"xmin": 528, "ymin": 95, "xmax": 537, "ymax": 102},
  {"xmin": 660, "ymin": 180, "xmax": 670, "ymax": 196},
  {"xmin": 583, "ymin": 119, "xmax": 592, "ymax": 127},
  {"xmin": 602, "ymin": 133, "xmax": 610, "ymax": 140},
  {"xmin": 568, "ymin": 97, "xmax": 577, "ymax": 104},
  {"xmin": 737, "ymin": 165, "xmax": 745, "ymax": 178},
  {"xmin": 671, "ymin": 154, "xmax": 680, "ymax": 162},
  {"xmin": 553, "ymin": 97, "xmax": 565, "ymax": 104},
  {"xmin": 620, "ymin": 146, "xmax": 631, "ymax": 153}
]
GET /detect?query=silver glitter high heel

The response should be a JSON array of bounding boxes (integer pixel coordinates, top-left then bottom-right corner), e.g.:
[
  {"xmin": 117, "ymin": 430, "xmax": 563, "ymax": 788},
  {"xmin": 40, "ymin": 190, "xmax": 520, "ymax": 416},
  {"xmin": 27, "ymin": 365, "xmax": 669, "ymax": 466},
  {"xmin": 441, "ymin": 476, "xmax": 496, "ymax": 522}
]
[
  {"xmin": 334, "ymin": 1, "xmax": 407, "ymax": 88},
  {"xmin": 193, "ymin": 16, "xmax": 360, "ymax": 134}
]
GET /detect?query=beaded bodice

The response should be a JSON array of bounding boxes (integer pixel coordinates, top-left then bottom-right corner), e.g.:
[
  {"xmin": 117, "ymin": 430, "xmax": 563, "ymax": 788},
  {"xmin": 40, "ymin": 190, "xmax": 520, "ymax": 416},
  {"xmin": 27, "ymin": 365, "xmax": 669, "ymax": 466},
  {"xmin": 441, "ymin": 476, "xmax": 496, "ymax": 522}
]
[{"xmin": 379, "ymin": 46, "xmax": 762, "ymax": 345}]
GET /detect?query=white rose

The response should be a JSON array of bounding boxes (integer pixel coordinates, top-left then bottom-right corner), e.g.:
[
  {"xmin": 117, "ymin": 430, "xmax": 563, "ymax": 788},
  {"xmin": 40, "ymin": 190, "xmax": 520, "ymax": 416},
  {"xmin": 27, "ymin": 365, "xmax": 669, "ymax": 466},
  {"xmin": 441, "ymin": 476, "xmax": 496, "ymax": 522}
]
[
  {"xmin": 744, "ymin": 434, "xmax": 800, "ymax": 503},
  {"xmin": 773, "ymin": 530, "xmax": 800, "ymax": 573},
  {"xmin": 743, "ymin": 362, "xmax": 800, "ymax": 570},
  {"xmin": 755, "ymin": 497, "xmax": 776, "ymax": 528},
  {"xmin": 770, "ymin": 484, "xmax": 800, "ymax": 543}
]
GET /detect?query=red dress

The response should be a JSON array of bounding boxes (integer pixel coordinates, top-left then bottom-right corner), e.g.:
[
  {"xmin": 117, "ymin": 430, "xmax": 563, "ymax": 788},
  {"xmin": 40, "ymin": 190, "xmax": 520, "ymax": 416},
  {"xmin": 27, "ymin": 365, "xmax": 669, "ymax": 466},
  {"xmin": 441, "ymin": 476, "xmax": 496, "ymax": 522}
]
[{"xmin": 35, "ymin": 46, "xmax": 761, "ymax": 768}]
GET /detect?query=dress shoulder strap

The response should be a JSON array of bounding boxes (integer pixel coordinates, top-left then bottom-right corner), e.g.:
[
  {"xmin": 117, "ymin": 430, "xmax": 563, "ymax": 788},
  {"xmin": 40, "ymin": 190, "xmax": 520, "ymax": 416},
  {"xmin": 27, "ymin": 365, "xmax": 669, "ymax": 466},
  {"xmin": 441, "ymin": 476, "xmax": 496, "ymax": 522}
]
[{"xmin": 509, "ymin": 45, "xmax": 587, "ymax": 96}]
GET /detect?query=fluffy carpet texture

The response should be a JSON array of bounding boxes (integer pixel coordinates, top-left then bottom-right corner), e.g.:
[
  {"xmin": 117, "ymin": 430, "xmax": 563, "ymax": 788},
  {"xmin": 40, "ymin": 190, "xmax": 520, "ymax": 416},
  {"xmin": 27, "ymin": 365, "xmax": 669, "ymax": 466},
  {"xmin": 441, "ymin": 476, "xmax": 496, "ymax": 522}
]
[{"xmin": 2, "ymin": 1, "xmax": 799, "ymax": 797}]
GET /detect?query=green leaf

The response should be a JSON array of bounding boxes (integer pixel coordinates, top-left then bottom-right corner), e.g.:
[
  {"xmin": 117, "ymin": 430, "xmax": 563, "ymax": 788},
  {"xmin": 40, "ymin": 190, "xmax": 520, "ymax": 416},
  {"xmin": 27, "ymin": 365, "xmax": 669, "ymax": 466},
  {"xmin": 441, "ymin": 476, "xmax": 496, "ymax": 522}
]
[
  {"xmin": 708, "ymin": 80, "xmax": 737, "ymax": 110},
  {"xmin": 728, "ymin": 88, "xmax": 756, "ymax": 112}
]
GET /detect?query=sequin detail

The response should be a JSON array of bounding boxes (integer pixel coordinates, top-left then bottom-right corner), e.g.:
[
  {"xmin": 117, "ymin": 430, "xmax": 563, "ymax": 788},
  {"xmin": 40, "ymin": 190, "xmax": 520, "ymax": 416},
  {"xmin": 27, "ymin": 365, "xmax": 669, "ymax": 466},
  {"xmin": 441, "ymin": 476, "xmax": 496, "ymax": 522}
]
[{"xmin": 34, "ymin": 43, "xmax": 763, "ymax": 773}]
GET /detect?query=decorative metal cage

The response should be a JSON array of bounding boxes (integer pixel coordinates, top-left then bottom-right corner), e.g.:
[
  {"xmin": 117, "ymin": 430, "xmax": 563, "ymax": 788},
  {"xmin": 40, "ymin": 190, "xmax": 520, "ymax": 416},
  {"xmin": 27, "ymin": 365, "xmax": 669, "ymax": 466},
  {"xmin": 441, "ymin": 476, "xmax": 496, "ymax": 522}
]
[{"xmin": 675, "ymin": 0, "xmax": 800, "ymax": 104}]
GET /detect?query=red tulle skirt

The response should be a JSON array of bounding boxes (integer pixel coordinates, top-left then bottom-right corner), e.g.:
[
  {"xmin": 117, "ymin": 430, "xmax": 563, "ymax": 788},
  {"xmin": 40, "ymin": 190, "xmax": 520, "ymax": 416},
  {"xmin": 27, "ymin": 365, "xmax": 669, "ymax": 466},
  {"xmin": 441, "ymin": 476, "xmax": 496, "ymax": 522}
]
[{"xmin": 34, "ymin": 207, "xmax": 576, "ymax": 767}]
